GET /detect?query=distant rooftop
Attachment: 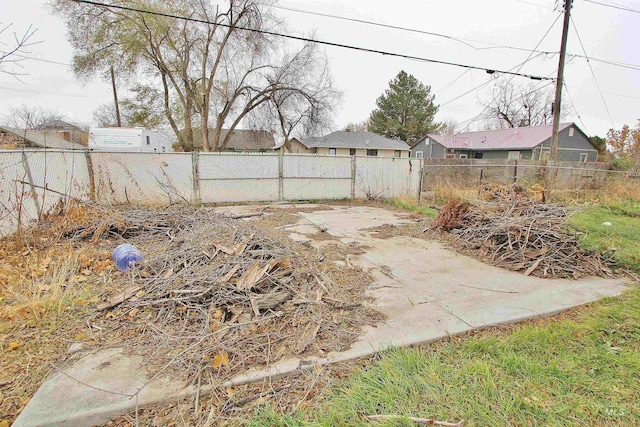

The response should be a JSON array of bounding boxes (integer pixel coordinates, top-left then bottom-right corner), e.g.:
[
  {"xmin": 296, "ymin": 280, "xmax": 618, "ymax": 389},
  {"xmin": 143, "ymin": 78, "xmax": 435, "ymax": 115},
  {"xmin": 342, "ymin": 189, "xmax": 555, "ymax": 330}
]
[
  {"xmin": 302, "ymin": 131, "xmax": 410, "ymax": 150},
  {"xmin": 0, "ymin": 126, "xmax": 86, "ymax": 150},
  {"xmin": 426, "ymin": 123, "xmax": 576, "ymax": 150}
]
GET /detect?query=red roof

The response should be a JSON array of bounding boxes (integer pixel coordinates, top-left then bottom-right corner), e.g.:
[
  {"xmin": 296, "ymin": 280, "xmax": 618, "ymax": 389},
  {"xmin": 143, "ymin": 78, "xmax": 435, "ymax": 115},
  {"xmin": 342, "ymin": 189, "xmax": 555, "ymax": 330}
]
[{"xmin": 429, "ymin": 123, "xmax": 574, "ymax": 150}]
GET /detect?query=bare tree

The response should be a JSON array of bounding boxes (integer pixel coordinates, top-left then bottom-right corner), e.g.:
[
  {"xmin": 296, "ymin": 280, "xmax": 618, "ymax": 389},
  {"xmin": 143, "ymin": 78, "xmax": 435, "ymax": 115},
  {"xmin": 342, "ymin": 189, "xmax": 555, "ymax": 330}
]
[
  {"xmin": 0, "ymin": 23, "xmax": 38, "ymax": 79},
  {"xmin": 481, "ymin": 78, "xmax": 568, "ymax": 129},
  {"xmin": 2, "ymin": 105, "xmax": 64, "ymax": 129},
  {"xmin": 52, "ymin": 0, "xmax": 339, "ymax": 151},
  {"xmin": 343, "ymin": 120, "xmax": 368, "ymax": 132},
  {"xmin": 246, "ymin": 39, "xmax": 340, "ymax": 149}
]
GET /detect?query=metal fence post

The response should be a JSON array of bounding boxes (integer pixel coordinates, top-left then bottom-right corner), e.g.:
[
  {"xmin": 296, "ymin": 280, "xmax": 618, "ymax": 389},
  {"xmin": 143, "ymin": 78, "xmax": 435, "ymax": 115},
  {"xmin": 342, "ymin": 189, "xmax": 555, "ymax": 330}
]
[
  {"xmin": 21, "ymin": 151, "xmax": 41, "ymax": 215},
  {"xmin": 418, "ymin": 163, "xmax": 424, "ymax": 203},
  {"xmin": 350, "ymin": 155, "xmax": 356, "ymax": 200},
  {"xmin": 192, "ymin": 151, "xmax": 201, "ymax": 204},
  {"xmin": 84, "ymin": 151, "xmax": 96, "ymax": 201},
  {"xmin": 278, "ymin": 148, "xmax": 284, "ymax": 201}
]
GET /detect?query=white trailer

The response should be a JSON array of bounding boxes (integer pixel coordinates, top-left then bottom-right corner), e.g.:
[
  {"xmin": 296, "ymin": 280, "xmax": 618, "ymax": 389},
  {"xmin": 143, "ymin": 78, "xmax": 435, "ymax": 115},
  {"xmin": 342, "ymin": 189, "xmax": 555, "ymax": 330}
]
[{"xmin": 88, "ymin": 127, "xmax": 173, "ymax": 153}]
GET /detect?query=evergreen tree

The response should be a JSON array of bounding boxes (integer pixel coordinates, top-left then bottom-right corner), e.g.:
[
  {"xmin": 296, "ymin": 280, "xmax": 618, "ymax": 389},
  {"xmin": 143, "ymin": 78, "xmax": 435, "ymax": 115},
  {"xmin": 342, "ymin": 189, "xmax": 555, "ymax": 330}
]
[{"xmin": 368, "ymin": 70, "xmax": 441, "ymax": 145}]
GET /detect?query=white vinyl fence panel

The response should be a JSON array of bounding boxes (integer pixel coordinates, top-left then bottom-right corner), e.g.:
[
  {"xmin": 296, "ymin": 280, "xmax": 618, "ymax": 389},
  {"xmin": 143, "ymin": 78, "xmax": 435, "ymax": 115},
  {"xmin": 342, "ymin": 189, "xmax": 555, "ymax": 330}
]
[
  {"xmin": 283, "ymin": 155, "xmax": 351, "ymax": 200},
  {"xmin": 92, "ymin": 152, "xmax": 195, "ymax": 204},
  {"xmin": 355, "ymin": 157, "xmax": 420, "ymax": 198},
  {"xmin": 198, "ymin": 153, "xmax": 279, "ymax": 203}
]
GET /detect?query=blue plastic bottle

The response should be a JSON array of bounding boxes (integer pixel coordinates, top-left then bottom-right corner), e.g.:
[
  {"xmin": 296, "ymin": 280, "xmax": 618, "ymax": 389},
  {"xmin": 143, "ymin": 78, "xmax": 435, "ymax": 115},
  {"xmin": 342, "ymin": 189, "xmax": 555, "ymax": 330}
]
[{"xmin": 112, "ymin": 244, "xmax": 144, "ymax": 272}]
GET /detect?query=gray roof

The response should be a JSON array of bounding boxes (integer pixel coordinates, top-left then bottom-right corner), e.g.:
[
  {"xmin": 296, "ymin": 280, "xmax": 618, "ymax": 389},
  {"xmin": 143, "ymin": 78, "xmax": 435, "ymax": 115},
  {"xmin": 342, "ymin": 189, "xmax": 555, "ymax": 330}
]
[
  {"xmin": 0, "ymin": 127, "xmax": 86, "ymax": 150},
  {"xmin": 302, "ymin": 131, "xmax": 410, "ymax": 150},
  {"xmin": 188, "ymin": 129, "xmax": 276, "ymax": 150}
]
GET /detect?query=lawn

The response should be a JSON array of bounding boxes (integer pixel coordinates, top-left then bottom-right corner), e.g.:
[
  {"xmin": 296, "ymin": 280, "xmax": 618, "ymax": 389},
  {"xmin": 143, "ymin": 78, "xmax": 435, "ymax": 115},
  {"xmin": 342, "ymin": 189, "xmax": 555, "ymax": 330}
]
[
  {"xmin": 248, "ymin": 197, "xmax": 640, "ymax": 426},
  {"xmin": 569, "ymin": 201, "xmax": 640, "ymax": 271}
]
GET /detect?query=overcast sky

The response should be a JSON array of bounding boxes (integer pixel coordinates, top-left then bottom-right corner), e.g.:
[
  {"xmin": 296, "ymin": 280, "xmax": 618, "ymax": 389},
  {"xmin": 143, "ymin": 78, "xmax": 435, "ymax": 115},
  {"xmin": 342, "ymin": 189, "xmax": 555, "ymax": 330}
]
[{"xmin": 1, "ymin": 0, "xmax": 639, "ymax": 138}]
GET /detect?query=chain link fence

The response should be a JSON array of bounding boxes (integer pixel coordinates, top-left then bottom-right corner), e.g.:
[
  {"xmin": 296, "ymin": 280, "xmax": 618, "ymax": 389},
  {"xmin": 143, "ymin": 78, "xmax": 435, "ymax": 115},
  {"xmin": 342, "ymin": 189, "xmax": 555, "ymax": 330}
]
[
  {"xmin": 0, "ymin": 150, "xmax": 90, "ymax": 236},
  {"xmin": 1, "ymin": 150, "xmax": 422, "ymax": 237}
]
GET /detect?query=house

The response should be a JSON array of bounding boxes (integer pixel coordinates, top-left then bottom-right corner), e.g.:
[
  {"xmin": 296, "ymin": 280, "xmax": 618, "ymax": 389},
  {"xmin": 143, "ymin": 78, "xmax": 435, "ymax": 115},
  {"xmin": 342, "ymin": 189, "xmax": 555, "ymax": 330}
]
[
  {"xmin": 185, "ymin": 129, "xmax": 276, "ymax": 152},
  {"xmin": 411, "ymin": 123, "xmax": 599, "ymax": 162},
  {"xmin": 281, "ymin": 137, "xmax": 312, "ymax": 154},
  {"xmin": 37, "ymin": 119, "xmax": 88, "ymax": 147},
  {"xmin": 0, "ymin": 126, "xmax": 86, "ymax": 150},
  {"xmin": 300, "ymin": 130, "xmax": 411, "ymax": 157}
]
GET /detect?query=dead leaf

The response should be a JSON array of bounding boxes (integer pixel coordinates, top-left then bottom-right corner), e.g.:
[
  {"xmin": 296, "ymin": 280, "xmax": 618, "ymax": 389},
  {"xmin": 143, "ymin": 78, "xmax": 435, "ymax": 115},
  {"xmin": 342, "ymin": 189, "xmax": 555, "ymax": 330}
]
[
  {"xmin": 211, "ymin": 351, "xmax": 229, "ymax": 368},
  {"xmin": 225, "ymin": 387, "xmax": 235, "ymax": 398},
  {"xmin": 212, "ymin": 308, "xmax": 224, "ymax": 320},
  {"xmin": 81, "ymin": 269, "xmax": 92, "ymax": 276},
  {"xmin": 162, "ymin": 268, "xmax": 174, "ymax": 279},
  {"xmin": 7, "ymin": 342, "xmax": 22, "ymax": 352},
  {"xmin": 69, "ymin": 275, "xmax": 87, "ymax": 283}
]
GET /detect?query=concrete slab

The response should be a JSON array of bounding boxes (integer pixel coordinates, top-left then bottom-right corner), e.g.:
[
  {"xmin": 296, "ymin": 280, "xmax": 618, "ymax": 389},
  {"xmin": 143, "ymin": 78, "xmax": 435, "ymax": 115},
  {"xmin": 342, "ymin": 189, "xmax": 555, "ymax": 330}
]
[
  {"xmin": 13, "ymin": 348, "xmax": 192, "ymax": 427},
  {"xmin": 14, "ymin": 205, "xmax": 628, "ymax": 427}
]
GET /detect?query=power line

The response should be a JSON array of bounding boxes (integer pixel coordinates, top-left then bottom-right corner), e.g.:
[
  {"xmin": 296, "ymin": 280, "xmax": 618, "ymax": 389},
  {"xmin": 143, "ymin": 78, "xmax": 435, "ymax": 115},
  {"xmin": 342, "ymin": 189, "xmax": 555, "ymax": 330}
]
[
  {"xmin": 582, "ymin": 0, "xmax": 640, "ymax": 14},
  {"xmin": 570, "ymin": 17, "xmax": 615, "ymax": 128},
  {"xmin": 0, "ymin": 85, "xmax": 99, "ymax": 98},
  {"xmin": 268, "ymin": 3, "xmax": 640, "ymax": 72},
  {"xmin": 562, "ymin": 81, "xmax": 591, "ymax": 135},
  {"xmin": 70, "ymin": 0, "xmax": 553, "ymax": 81},
  {"xmin": 442, "ymin": 12, "xmax": 562, "ymax": 127}
]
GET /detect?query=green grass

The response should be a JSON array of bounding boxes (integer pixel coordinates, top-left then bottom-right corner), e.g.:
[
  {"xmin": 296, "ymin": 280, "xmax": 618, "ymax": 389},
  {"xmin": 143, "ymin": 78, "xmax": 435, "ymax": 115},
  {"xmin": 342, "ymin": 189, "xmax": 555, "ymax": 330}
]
[
  {"xmin": 569, "ymin": 202, "xmax": 640, "ymax": 271},
  {"xmin": 248, "ymin": 200, "xmax": 640, "ymax": 427},
  {"xmin": 386, "ymin": 197, "xmax": 438, "ymax": 218},
  {"xmin": 249, "ymin": 288, "xmax": 640, "ymax": 426}
]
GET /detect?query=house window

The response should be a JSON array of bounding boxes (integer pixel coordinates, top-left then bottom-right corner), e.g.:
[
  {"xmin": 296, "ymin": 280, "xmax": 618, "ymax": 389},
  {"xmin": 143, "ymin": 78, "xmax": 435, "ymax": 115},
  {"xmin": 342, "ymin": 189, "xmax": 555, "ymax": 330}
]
[
  {"xmin": 162, "ymin": 146, "xmax": 166, "ymax": 152},
  {"xmin": 424, "ymin": 139, "xmax": 430, "ymax": 146},
  {"xmin": 459, "ymin": 154, "xmax": 468, "ymax": 159},
  {"xmin": 415, "ymin": 151, "xmax": 424, "ymax": 159},
  {"xmin": 349, "ymin": 148, "xmax": 356, "ymax": 156},
  {"xmin": 569, "ymin": 128, "xmax": 575, "ymax": 137},
  {"xmin": 579, "ymin": 153, "xmax": 588, "ymax": 162},
  {"xmin": 540, "ymin": 149, "xmax": 551, "ymax": 160},
  {"xmin": 474, "ymin": 152, "xmax": 484, "ymax": 159},
  {"xmin": 508, "ymin": 151, "xmax": 520, "ymax": 160},
  {"xmin": 329, "ymin": 148, "xmax": 336, "ymax": 155},
  {"xmin": 366, "ymin": 149, "xmax": 378, "ymax": 156},
  {"xmin": 394, "ymin": 150, "xmax": 401, "ymax": 157},
  {"xmin": 146, "ymin": 135, "xmax": 150, "ymax": 145}
]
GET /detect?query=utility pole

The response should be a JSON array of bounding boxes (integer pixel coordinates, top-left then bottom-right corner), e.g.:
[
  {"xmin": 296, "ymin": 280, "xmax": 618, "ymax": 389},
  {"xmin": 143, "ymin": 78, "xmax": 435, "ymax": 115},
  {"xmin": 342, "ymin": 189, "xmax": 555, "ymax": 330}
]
[
  {"xmin": 110, "ymin": 66, "xmax": 122, "ymax": 127},
  {"xmin": 550, "ymin": 0, "xmax": 572, "ymax": 160}
]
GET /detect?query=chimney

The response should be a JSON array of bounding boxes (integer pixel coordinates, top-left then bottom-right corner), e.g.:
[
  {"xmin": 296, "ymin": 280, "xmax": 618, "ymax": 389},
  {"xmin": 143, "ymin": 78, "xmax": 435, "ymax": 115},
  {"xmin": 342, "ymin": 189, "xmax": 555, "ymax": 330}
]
[{"xmin": 345, "ymin": 128, "xmax": 351, "ymax": 132}]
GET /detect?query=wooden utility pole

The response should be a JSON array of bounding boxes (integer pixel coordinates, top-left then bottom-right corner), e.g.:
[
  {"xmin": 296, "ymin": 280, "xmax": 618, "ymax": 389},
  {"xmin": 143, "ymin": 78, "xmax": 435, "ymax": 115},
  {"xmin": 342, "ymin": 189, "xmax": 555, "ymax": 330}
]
[
  {"xmin": 110, "ymin": 66, "xmax": 122, "ymax": 127},
  {"xmin": 550, "ymin": 0, "xmax": 573, "ymax": 160}
]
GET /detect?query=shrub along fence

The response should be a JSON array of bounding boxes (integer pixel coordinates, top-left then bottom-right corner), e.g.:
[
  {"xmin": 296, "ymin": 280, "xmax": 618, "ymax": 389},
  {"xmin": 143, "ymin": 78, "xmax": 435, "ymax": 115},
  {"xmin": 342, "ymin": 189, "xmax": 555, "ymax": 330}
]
[{"xmin": 419, "ymin": 159, "xmax": 639, "ymax": 195}]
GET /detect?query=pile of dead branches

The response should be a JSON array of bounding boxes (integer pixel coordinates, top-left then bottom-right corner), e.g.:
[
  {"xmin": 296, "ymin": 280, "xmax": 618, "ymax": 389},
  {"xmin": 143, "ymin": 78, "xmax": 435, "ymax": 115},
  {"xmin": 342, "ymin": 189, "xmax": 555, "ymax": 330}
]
[
  {"xmin": 431, "ymin": 188, "xmax": 616, "ymax": 279},
  {"xmin": 45, "ymin": 203, "xmax": 379, "ymax": 382}
]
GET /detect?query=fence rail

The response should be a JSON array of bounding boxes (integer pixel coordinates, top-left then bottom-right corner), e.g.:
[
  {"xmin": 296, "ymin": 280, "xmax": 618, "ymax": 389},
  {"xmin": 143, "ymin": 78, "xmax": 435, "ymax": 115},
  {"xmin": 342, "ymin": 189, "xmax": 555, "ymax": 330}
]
[{"xmin": 0, "ymin": 150, "xmax": 419, "ymax": 237}]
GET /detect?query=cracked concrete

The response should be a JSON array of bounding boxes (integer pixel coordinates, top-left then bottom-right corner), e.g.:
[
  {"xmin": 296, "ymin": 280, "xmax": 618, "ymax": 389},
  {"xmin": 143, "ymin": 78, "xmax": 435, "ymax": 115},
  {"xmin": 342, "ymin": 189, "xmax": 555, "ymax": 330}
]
[{"xmin": 13, "ymin": 205, "xmax": 627, "ymax": 427}]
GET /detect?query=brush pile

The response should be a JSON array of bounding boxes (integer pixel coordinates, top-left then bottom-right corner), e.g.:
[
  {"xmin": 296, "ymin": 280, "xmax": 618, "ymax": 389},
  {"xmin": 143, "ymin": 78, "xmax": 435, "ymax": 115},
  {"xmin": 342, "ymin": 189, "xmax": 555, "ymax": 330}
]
[
  {"xmin": 431, "ymin": 186, "xmax": 616, "ymax": 279},
  {"xmin": 40, "ymin": 202, "xmax": 379, "ymax": 382}
]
